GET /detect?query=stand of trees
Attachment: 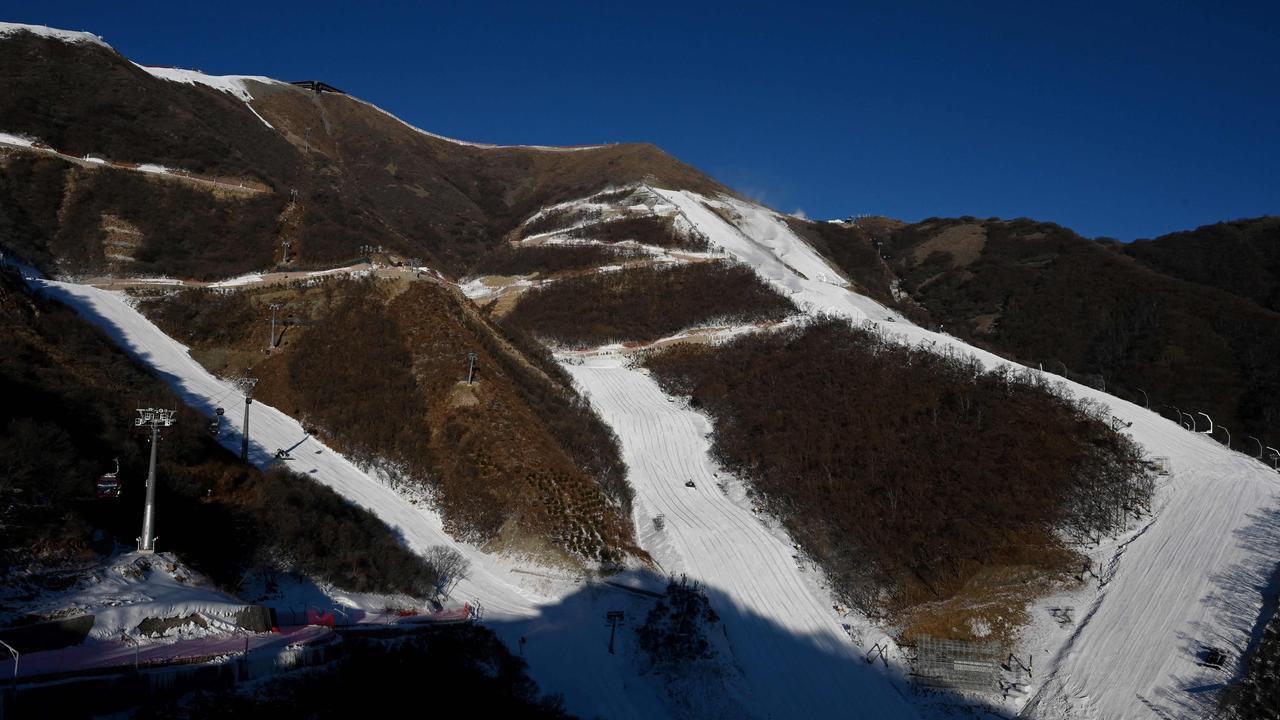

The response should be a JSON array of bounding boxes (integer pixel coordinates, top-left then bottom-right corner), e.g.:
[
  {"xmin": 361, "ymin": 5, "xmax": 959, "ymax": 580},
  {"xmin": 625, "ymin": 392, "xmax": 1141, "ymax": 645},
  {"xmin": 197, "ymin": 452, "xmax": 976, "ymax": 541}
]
[
  {"xmin": 146, "ymin": 278, "xmax": 640, "ymax": 564},
  {"xmin": 1220, "ymin": 566, "xmax": 1280, "ymax": 719},
  {"xmin": 505, "ymin": 261, "xmax": 795, "ymax": 347},
  {"xmin": 567, "ymin": 215, "xmax": 710, "ymax": 251},
  {"xmin": 637, "ymin": 576, "xmax": 720, "ymax": 669},
  {"xmin": 0, "ymin": 267, "xmax": 449, "ymax": 597},
  {"xmin": 644, "ymin": 318, "xmax": 1150, "ymax": 611},
  {"xmin": 471, "ymin": 244, "xmax": 643, "ymax": 277}
]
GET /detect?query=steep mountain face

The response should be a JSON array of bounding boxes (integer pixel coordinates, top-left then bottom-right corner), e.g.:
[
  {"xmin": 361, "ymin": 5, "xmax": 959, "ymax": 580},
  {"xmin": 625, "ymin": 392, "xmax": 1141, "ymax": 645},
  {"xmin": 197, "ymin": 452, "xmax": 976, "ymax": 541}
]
[
  {"xmin": 5, "ymin": 21, "xmax": 1280, "ymax": 719},
  {"xmin": 815, "ymin": 216, "xmax": 1280, "ymax": 444},
  {"xmin": 0, "ymin": 26, "xmax": 724, "ymax": 279},
  {"xmin": 1122, "ymin": 216, "xmax": 1280, "ymax": 313},
  {"xmin": 0, "ymin": 266, "xmax": 442, "ymax": 594},
  {"xmin": 134, "ymin": 275, "xmax": 639, "ymax": 565}
]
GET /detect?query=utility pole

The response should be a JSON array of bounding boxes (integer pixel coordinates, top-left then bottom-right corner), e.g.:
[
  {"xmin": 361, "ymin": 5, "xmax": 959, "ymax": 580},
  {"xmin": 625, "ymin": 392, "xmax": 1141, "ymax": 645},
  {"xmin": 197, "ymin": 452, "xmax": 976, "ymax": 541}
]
[
  {"xmin": 268, "ymin": 304, "xmax": 282, "ymax": 350},
  {"xmin": 604, "ymin": 611, "xmax": 624, "ymax": 655},
  {"xmin": 135, "ymin": 408, "xmax": 177, "ymax": 553},
  {"xmin": 239, "ymin": 377, "xmax": 258, "ymax": 462},
  {"xmin": 467, "ymin": 352, "xmax": 478, "ymax": 385}
]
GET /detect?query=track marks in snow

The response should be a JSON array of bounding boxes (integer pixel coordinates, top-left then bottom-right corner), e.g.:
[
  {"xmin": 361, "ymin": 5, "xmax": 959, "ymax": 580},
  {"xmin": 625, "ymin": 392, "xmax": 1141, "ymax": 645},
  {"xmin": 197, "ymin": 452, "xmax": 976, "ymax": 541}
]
[{"xmin": 564, "ymin": 354, "xmax": 918, "ymax": 719}]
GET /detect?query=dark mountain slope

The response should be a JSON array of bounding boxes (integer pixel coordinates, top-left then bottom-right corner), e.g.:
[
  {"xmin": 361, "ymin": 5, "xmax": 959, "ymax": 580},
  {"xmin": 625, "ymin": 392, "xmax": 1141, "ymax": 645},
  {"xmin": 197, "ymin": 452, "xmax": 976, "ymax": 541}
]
[
  {"xmin": 1122, "ymin": 216, "xmax": 1280, "ymax": 313},
  {"xmin": 0, "ymin": 266, "xmax": 441, "ymax": 594},
  {"xmin": 135, "ymin": 276, "xmax": 638, "ymax": 565},
  {"xmin": 868, "ymin": 217, "xmax": 1280, "ymax": 443},
  {"xmin": 0, "ymin": 31, "xmax": 299, "ymax": 182},
  {"xmin": 0, "ymin": 26, "xmax": 725, "ymax": 279}
]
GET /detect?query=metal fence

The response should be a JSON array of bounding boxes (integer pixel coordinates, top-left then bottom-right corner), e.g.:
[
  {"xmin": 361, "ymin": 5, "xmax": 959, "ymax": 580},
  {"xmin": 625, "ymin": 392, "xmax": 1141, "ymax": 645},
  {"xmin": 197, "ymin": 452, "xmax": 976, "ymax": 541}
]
[{"xmin": 913, "ymin": 637, "xmax": 1001, "ymax": 693}]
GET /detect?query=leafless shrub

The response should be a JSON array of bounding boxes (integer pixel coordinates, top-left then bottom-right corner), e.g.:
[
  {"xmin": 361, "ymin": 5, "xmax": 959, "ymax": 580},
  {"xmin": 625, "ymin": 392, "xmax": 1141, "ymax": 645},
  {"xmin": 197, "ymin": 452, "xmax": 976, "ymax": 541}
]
[
  {"xmin": 506, "ymin": 261, "xmax": 795, "ymax": 347},
  {"xmin": 424, "ymin": 545, "xmax": 470, "ymax": 599},
  {"xmin": 645, "ymin": 317, "xmax": 1152, "ymax": 611}
]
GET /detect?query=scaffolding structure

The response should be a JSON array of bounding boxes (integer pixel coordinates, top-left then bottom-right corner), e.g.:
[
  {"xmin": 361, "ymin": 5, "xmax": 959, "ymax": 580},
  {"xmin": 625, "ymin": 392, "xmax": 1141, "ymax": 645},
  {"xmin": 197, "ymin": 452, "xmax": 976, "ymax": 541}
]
[{"xmin": 913, "ymin": 637, "xmax": 1001, "ymax": 693}]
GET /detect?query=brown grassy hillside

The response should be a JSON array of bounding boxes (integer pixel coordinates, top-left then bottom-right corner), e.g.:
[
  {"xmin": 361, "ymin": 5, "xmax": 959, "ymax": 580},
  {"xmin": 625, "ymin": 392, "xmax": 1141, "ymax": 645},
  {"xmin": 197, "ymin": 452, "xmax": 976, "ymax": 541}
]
[
  {"xmin": 644, "ymin": 319, "xmax": 1149, "ymax": 632},
  {"xmin": 0, "ymin": 267, "xmax": 445, "ymax": 595},
  {"xmin": 137, "ymin": 276, "xmax": 638, "ymax": 565},
  {"xmin": 0, "ymin": 28, "xmax": 727, "ymax": 280},
  {"xmin": 504, "ymin": 261, "xmax": 796, "ymax": 347},
  {"xmin": 1122, "ymin": 216, "xmax": 1280, "ymax": 313},
  {"xmin": 879, "ymin": 217, "xmax": 1280, "ymax": 444},
  {"xmin": 0, "ymin": 154, "xmax": 287, "ymax": 277}
]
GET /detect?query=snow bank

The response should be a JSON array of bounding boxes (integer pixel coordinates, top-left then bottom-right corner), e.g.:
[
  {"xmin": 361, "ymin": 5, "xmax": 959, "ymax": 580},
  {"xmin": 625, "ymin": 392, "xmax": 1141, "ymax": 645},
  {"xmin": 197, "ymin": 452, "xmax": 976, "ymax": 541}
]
[
  {"xmin": 0, "ymin": 131, "xmax": 37, "ymax": 147},
  {"xmin": 134, "ymin": 64, "xmax": 279, "ymax": 130},
  {"xmin": 0, "ymin": 22, "xmax": 107, "ymax": 46},
  {"xmin": 208, "ymin": 272, "xmax": 264, "ymax": 288},
  {"xmin": 12, "ymin": 552, "xmax": 250, "ymax": 641},
  {"xmin": 134, "ymin": 64, "xmax": 277, "ymax": 102},
  {"xmin": 8, "ymin": 270, "xmax": 711, "ymax": 718}
]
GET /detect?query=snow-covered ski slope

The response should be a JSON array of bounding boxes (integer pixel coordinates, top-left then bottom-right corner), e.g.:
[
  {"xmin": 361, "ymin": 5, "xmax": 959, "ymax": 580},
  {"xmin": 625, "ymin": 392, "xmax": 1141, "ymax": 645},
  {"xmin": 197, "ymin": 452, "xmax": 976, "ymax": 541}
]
[
  {"xmin": 20, "ymin": 280, "xmax": 529, "ymax": 615},
  {"xmin": 15, "ymin": 182, "xmax": 1280, "ymax": 717},
  {"xmin": 564, "ymin": 355, "xmax": 915, "ymax": 717},
  {"xmin": 16, "ymin": 276, "xmax": 675, "ymax": 719},
  {"xmin": 628, "ymin": 187, "xmax": 1280, "ymax": 719}
]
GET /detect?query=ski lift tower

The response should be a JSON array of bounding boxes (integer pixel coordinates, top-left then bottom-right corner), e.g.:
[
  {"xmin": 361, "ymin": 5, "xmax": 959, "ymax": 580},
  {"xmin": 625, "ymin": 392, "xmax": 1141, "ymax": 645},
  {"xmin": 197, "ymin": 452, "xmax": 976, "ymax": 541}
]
[
  {"xmin": 239, "ymin": 377, "xmax": 259, "ymax": 462},
  {"xmin": 135, "ymin": 408, "xmax": 177, "ymax": 553}
]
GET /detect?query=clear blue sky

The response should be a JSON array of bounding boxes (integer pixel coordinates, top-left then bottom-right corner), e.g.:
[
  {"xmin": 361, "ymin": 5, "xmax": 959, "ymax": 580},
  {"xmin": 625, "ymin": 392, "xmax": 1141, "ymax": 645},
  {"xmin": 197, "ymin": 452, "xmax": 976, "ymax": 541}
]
[{"xmin": 10, "ymin": 1, "xmax": 1279, "ymax": 239}]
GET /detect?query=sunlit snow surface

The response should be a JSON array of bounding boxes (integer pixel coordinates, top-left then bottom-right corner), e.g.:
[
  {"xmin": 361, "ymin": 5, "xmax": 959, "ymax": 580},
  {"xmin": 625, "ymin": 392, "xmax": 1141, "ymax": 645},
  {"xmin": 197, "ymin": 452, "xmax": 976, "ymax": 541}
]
[
  {"xmin": 0, "ymin": 22, "xmax": 107, "ymax": 46},
  {"xmin": 609, "ymin": 187, "xmax": 1280, "ymax": 719}
]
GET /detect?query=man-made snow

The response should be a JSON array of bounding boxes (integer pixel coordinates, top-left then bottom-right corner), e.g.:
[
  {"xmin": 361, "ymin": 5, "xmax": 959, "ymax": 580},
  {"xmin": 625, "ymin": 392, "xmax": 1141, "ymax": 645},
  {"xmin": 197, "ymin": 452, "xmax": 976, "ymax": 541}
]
[
  {"xmin": 634, "ymin": 187, "xmax": 1280, "ymax": 719},
  {"xmin": 0, "ymin": 131, "xmax": 36, "ymax": 148},
  {"xmin": 2, "ymin": 623, "xmax": 331, "ymax": 681},
  {"xmin": 0, "ymin": 22, "xmax": 107, "ymax": 46},
  {"xmin": 1, "ymin": 552, "xmax": 248, "ymax": 642},
  {"xmin": 563, "ymin": 353, "xmax": 917, "ymax": 718},
  {"xmin": 208, "ymin": 272, "xmax": 264, "ymax": 288},
  {"xmin": 134, "ymin": 65, "xmax": 278, "ymax": 103},
  {"xmin": 134, "ymin": 64, "xmax": 278, "ymax": 130},
  {"xmin": 12, "ymin": 271, "xmax": 750, "ymax": 718}
]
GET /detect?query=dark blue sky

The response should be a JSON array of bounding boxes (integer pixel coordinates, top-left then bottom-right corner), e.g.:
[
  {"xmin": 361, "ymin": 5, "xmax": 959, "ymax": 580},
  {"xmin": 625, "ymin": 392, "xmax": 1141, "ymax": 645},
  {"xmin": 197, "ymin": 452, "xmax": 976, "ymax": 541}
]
[{"xmin": 10, "ymin": 1, "xmax": 1279, "ymax": 239}]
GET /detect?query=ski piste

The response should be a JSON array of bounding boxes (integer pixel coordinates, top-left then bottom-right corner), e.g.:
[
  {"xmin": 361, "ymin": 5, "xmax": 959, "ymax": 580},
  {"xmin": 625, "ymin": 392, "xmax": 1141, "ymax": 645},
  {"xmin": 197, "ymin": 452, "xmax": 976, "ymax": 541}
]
[{"xmin": 11, "ymin": 180, "xmax": 1279, "ymax": 718}]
